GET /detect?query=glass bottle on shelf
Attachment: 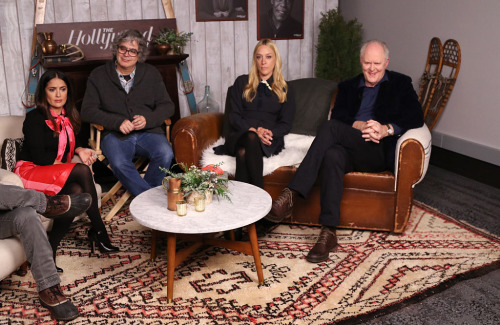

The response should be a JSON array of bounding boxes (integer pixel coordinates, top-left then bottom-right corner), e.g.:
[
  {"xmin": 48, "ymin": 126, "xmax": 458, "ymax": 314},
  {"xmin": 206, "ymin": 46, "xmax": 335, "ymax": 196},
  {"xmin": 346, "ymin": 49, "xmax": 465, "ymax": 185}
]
[{"xmin": 196, "ymin": 85, "xmax": 220, "ymax": 113}]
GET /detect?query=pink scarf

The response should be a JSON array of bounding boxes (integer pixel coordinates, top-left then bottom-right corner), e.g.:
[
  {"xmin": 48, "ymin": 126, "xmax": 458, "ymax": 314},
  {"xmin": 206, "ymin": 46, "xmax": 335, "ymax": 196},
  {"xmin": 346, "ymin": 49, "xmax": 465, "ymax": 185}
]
[{"xmin": 45, "ymin": 108, "xmax": 75, "ymax": 162}]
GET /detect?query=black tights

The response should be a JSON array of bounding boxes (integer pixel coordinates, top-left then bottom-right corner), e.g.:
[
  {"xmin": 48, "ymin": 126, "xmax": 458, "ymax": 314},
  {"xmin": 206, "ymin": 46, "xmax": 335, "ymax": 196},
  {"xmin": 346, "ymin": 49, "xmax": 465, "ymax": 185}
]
[
  {"xmin": 235, "ymin": 131, "xmax": 264, "ymax": 188},
  {"xmin": 49, "ymin": 163, "xmax": 107, "ymax": 260}
]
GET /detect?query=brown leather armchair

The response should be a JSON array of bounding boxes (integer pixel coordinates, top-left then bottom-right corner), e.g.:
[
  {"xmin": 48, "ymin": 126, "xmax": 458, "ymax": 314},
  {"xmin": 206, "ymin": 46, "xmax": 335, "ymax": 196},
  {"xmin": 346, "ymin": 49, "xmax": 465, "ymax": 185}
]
[{"xmin": 172, "ymin": 78, "xmax": 431, "ymax": 233}]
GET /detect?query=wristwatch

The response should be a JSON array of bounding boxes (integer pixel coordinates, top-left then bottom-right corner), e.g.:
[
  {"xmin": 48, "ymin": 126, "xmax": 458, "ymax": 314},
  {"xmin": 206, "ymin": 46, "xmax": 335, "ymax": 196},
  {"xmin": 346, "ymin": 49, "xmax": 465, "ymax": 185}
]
[{"xmin": 386, "ymin": 124, "xmax": 394, "ymax": 136}]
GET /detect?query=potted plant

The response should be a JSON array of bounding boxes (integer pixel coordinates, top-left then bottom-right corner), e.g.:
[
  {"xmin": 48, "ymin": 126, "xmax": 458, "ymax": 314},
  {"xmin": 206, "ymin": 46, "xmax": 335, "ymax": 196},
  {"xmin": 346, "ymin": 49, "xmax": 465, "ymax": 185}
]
[
  {"xmin": 160, "ymin": 163, "xmax": 231, "ymax": 204},
  {"xmin": 315, "ymin": 9, "xmax": 363, "ymax": 82},
  {"xmin": 153, "ymin": 28, "xmax": 193, "ymax": 55}
]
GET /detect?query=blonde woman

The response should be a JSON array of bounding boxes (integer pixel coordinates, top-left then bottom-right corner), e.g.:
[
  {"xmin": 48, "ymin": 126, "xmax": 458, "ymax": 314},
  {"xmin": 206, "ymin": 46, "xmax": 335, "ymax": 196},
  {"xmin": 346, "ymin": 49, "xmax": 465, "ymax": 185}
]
[{"xmin": 216, "ymin": 39, "xmax": 296, "ymax": 189}]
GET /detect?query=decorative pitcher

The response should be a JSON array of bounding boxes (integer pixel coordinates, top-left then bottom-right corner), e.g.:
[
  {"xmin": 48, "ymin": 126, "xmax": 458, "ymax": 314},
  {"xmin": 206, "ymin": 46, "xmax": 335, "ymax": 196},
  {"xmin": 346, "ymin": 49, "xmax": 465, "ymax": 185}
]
[
  {"xmin": 163, "ymin": 177, "xmax": 183, "ymax": 211},
  {"xmin": 41, "ymin": 32, "xmax": 58, "ymax": 55}
]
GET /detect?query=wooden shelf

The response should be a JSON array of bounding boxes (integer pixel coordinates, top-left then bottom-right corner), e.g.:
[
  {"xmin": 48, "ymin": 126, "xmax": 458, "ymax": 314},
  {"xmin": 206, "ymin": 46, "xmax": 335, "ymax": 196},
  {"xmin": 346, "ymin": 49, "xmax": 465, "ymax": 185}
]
[{"xmin": 42, "ymin": 54, "xmax": 188, "ymax": 69}]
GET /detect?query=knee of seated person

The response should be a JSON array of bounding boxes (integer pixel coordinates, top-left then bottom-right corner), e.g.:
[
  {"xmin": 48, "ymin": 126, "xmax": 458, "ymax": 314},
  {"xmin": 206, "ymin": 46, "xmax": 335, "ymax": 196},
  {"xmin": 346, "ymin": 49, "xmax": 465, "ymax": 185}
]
[
  {"xmin": 74, "ymin": 163, "xmax": 92, "ymax": 176},
  {"xmin": 323, "ymin": 147, "xmax": 348, "ymax": 167},
  {"xmin": 245, "ymin": 131, "xmax": 259, "ymax": 142},
  {"xmin": 153, "ymin": 144, "xmax": 174, "ymax": 162},
  {"xmin": 236, "ymin": 147, "xmax": 246, "ymax": 159},
  {"xmin": 241, "ymin": 132, "xmax": 261, "ymax": 148},
  {"xmin": 105, "ymin": 152, "xmax": 132, "ymax": 170},
  {"xmin": 13, "ymin": 207, "xmax": 43, "ymax": 229}
]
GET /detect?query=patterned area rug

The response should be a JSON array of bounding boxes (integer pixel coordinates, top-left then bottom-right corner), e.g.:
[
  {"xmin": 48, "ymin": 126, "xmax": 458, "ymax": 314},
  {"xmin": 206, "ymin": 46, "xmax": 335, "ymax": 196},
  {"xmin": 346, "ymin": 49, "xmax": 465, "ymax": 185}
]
[{"xmin": 1, "ymin": 201, "xmax": 499, "ymax": 324}]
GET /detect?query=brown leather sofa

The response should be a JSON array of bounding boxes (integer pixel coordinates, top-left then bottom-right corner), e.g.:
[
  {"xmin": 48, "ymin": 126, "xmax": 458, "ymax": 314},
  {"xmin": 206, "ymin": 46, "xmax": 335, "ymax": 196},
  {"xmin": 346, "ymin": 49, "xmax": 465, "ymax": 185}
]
[{"xmin": 172, "ymin": 78, "xmax": 432, "ymax": 233}]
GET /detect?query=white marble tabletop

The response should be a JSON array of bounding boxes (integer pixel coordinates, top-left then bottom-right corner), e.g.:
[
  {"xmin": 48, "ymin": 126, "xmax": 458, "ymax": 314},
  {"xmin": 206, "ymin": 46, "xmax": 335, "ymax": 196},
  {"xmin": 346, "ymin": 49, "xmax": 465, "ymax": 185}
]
[{"xmin": 129, "ymin": 181, "xmax": 272, "ymax": 234}]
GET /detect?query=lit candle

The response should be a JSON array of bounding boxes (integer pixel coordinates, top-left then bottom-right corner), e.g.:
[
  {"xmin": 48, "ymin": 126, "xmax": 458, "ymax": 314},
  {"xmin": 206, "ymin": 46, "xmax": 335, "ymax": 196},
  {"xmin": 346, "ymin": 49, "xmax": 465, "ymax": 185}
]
[
  {"xmin": 176, "ymin": 200, "xmax": 187, "ymax": 216},
  {"xmin": 194, "ymin": 196, "xmax": 205, "ymax": 212}
]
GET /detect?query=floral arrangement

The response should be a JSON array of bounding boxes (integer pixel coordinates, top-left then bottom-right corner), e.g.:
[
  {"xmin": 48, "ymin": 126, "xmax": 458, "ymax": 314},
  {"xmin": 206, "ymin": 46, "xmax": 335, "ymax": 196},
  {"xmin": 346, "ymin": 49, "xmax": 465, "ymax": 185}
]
[{"xmin": 160, "ymin": 163, "xmax": 231, "ymax": 202}]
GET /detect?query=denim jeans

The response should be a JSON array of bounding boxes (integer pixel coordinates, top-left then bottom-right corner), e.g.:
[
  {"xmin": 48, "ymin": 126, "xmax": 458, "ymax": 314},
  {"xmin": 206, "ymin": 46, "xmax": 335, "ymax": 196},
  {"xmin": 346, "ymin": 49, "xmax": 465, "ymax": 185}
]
[
  {"xmin": 101, "ymin": 131, "xmax": 174, "ymax": 197},
  {"xmin": 0, "ymin": 184, "xmax": 59, "ymax": 292}
]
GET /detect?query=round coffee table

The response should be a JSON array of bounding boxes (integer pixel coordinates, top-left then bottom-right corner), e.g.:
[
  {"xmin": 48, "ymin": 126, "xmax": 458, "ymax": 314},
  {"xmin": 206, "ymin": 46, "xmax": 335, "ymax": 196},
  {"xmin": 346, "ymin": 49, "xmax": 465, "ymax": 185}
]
[{"xmin": 129, "ymin": 181, "xmax": 271, "ymax": 302}]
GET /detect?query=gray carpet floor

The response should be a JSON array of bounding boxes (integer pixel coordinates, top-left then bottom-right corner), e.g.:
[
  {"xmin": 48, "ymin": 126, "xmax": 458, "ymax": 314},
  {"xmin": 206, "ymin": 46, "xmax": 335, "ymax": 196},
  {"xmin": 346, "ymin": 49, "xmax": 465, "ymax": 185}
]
[{"xmin": 357, "ymin": 165, "xmax": 500, "ymax": 325}]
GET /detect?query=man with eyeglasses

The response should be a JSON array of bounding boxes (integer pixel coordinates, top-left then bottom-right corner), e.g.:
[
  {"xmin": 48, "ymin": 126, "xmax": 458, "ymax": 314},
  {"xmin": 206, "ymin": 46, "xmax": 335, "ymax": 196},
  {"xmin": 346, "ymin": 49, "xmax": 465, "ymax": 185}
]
[
  {"xmin": 81, "ymin": 29, "xmax": 174, "ymax": 197},
  {"xmin": 259, "ymin": 0, "xmax": 303, "ymax": 39}
]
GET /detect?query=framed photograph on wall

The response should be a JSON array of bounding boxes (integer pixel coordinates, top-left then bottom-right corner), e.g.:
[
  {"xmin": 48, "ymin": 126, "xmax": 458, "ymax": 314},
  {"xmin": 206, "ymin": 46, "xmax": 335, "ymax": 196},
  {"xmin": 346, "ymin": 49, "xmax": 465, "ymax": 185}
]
[
  {"xmin": 257, "ymin": 0, "xmax": 304, "ymax": 40},
  {"xmin": 196, "ymin": 0, "xmax": 248, "ymax": 22}
]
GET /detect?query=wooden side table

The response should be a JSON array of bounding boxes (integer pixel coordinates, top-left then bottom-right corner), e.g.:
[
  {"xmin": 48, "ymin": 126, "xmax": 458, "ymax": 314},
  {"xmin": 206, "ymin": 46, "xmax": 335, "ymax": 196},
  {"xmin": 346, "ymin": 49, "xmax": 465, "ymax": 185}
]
[{"xmin": 129, "ymin": 181, "xmax": 271, "ymax": 302}]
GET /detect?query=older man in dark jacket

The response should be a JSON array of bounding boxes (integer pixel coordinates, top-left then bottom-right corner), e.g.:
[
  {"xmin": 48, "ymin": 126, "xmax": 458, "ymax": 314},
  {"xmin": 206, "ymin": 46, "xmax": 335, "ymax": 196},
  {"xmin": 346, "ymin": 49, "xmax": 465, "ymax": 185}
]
[
  {"xmin": 266, "ymin": 40, "xmax": 424, "ymax": 263},
  {"xmin": 81, "ymin": 30, "xmax": 174, "ymax": 197}
]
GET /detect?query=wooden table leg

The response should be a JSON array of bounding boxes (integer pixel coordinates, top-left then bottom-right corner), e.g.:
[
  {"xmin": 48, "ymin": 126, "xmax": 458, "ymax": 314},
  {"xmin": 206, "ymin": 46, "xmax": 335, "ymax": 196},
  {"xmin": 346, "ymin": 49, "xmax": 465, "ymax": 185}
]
[
  {"xmin": 247, "ymin": 223, "xmax": 264, "ymax": 284},
  {"xmin": 166, "ymin": 232, "xmax": 177, "ymax": 303},
  {"xmin": 151, "ymin": 229, "xmax": 158, "ymax": 261}
]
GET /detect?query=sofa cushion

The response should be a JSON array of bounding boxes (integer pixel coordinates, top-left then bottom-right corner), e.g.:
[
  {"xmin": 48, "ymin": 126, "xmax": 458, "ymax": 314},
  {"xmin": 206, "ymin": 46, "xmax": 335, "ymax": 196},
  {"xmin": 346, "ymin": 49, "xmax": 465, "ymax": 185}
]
[
  {"xmin": 0, "ymin": 168, "xmax": 23, "ymax": 187},
  {"xmin": 288, "ymin": 78, "xmax": 337, "ymax": 136},
  {"xmin": 201, "ymin": 133, "xmax": 315, "ymax": 176},
  {"xmin": 0, "ymin": 237, "xmax": 27, "ymax": 280},
  {"xmin": 1, "ymin": 138, "xmax": 24, "ymax": 172}
]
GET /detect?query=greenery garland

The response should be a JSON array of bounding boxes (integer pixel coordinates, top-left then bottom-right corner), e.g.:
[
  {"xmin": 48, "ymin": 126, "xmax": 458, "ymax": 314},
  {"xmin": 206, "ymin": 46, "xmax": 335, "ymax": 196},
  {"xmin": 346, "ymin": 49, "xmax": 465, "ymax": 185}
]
[{"xmin": 315, "ymin": 9, "xmax": 363, "ymax": 82}]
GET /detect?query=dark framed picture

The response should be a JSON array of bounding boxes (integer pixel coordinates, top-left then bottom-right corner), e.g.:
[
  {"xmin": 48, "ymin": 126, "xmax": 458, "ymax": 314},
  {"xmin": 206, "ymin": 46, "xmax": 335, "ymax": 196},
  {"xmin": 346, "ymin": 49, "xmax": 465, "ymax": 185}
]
[
  {"xmin": 196, "ymin": 0, "xmax": 248, "ymax": 22},
  {"xmin": 257, "ymin": 0, "xmax": 304, "ymax": 40}
]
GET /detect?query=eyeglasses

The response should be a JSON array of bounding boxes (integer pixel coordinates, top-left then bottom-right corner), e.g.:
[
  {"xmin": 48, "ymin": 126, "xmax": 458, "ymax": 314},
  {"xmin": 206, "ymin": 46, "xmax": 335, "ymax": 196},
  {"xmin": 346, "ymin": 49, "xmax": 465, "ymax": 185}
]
[{"xmin": 117, "ymin": 46, "xmax": 140, "ymax": 57}]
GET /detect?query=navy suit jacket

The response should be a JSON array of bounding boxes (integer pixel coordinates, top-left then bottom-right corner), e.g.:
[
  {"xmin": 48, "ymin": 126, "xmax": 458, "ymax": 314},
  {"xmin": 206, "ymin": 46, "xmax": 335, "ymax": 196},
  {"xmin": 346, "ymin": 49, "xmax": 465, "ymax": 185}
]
[{"xmin": 330, "ymin": 70, "xmax": 424, "ymax": 170}]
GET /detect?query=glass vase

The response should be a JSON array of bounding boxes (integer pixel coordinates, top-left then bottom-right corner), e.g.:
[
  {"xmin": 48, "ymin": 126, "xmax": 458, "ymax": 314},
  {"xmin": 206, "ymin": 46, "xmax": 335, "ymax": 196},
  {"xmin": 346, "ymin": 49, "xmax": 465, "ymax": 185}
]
[{"xmin": 196, "ymin": 85, "xmax": 220, "ymax": 114}]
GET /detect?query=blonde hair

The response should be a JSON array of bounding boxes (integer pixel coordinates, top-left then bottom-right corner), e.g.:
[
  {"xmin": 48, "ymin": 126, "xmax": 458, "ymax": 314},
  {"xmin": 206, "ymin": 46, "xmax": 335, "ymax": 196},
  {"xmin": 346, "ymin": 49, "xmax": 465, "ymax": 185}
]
[{"xmin": 243, "ymin": 39, "xmax": 288, "ymax": 103}]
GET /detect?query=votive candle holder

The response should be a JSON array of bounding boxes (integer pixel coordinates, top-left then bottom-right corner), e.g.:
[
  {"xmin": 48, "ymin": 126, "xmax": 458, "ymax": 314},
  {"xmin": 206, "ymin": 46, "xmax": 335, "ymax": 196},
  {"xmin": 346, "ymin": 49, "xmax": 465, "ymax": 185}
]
[
  {"xmin": 194, "ymin": 196, "xmax": 205, "ymax": 212},
  {"xmin": 176, "ymin": 200, "xmax": 187, "ymax": 216}
]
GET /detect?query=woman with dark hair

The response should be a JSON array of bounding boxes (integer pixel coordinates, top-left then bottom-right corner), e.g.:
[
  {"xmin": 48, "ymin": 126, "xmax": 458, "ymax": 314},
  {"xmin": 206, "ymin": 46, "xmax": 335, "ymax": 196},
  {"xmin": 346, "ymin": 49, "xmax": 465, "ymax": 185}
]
[{"xmin": 15, "ymin": 70, "xmax": 118, "ymax": 271}]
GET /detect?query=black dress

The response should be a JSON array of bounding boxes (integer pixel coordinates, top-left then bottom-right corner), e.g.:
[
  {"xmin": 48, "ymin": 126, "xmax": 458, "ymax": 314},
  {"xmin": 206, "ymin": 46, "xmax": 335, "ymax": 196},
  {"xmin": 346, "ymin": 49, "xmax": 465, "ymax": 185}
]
[{"xmin": 222, "ymin": 74, "xmax": 296, "ymax": 157}]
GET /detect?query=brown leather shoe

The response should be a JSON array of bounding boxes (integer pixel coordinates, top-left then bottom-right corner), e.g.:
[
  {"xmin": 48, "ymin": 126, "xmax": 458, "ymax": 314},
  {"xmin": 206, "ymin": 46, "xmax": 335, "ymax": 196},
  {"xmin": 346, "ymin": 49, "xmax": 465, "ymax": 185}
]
[
  {"xmin": 306, "ymin": 226, "xmax": 338, "ymax": 263},
  {"xmin": 39, "ymin": 284, "xmax": 79, "ymax": 321},
  {"xmin": 43, "ymin": 193, "xmax": 91, "ymax": 219},
  {"xmin": 265, "ymin": 188, "xmax": 296, "ymax": 223}
]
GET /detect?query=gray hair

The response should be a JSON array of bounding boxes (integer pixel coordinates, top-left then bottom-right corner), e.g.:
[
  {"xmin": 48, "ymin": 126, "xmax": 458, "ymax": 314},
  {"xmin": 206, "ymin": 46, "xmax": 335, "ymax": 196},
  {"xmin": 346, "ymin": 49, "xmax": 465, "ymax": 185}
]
[
  {"xmin": 111, "ymin": 29, "xmax": 149, "ymax": 63},
  {"xmin": 360, "ymin": 40, "xmax": 390, "ymax": 60}
]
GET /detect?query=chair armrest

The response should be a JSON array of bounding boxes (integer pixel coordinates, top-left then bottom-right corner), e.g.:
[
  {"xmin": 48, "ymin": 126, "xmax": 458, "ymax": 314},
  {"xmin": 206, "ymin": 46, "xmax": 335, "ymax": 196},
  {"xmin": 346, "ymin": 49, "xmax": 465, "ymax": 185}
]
[
  {"xmin": 165, "ymin": 118, "xmax": 172, "ymax": 143},
  {"xmin": 88, "ymin": 123, "xmax": 105, "ymax": 161},
  {"xmin": 0, "ymin": 168, "xmax": 23, "ymax": 187},
  {"xmin": 394, "ymin": 124, "xmax": 432, "ymax": 188},
  {"xmin": 172, "ymin": 113, "xmax": 224, "ymax": 168}
]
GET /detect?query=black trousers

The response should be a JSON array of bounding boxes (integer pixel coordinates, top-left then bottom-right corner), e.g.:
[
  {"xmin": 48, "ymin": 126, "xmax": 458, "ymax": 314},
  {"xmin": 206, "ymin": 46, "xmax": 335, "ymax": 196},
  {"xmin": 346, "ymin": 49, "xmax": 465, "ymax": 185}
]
[
  {"xmin": 288, "ymin": 120, "xmax": 387, "ymax": 227},
  {"xmin": 235, "ymin": 131, "xmax": 264, "ymax": 188}
]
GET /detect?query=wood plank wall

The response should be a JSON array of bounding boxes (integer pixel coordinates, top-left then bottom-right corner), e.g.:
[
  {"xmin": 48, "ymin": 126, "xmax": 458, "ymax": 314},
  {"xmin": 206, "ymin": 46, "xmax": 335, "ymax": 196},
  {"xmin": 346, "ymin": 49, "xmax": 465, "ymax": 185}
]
[{"xmin": 0, "ymin": 0, "xmax": 338, "ymax": 117}]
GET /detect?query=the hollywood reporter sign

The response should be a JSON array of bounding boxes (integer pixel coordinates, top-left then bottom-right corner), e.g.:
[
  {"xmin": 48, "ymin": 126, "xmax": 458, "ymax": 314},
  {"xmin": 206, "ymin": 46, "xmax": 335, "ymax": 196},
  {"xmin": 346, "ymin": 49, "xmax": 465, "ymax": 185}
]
[{"xmin": 37, "ymin": 18, "xmax": 176, "ymax": 60}]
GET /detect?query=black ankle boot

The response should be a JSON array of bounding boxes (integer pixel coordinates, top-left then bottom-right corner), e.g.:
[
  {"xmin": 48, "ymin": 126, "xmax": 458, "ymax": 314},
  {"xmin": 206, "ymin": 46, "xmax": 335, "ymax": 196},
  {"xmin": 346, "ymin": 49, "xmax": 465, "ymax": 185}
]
[{"xmin": 88, "ymin": 228, "xmax": 119, "ymax": 253}]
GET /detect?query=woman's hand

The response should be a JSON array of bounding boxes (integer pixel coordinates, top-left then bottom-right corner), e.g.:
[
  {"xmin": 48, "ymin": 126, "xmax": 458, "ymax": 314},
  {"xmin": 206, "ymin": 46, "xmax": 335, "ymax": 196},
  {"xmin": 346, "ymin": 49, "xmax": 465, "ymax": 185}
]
[
  {"xmin": 257, "ymin": 127, "xmax": 273, "ymax": 146},
  {"xmin": 76, "ymin": 147, "xmax": 97, "ymax": 166}
]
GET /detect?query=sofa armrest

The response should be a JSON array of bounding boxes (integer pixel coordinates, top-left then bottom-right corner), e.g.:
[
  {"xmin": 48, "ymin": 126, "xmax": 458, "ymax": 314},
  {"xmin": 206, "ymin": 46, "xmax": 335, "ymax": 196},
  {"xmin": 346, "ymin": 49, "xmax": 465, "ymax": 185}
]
[
  {"xmin": 394, "ymin": 124, "xmax": 432, "ymax": 188},
  {"xmin": 172, "ymin": 113, "xmax": 224, "ymax": 168},
  {"xmin": 392, "ymin": 124, "xmax": 432, "ymax": 233},
  {"xmin": 0, "ymin": 168, "xmax": 23, "ymax": 187},
  {"xmin": 0, "ymin": 237, "xmax": 27, "ymax": 280}
]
